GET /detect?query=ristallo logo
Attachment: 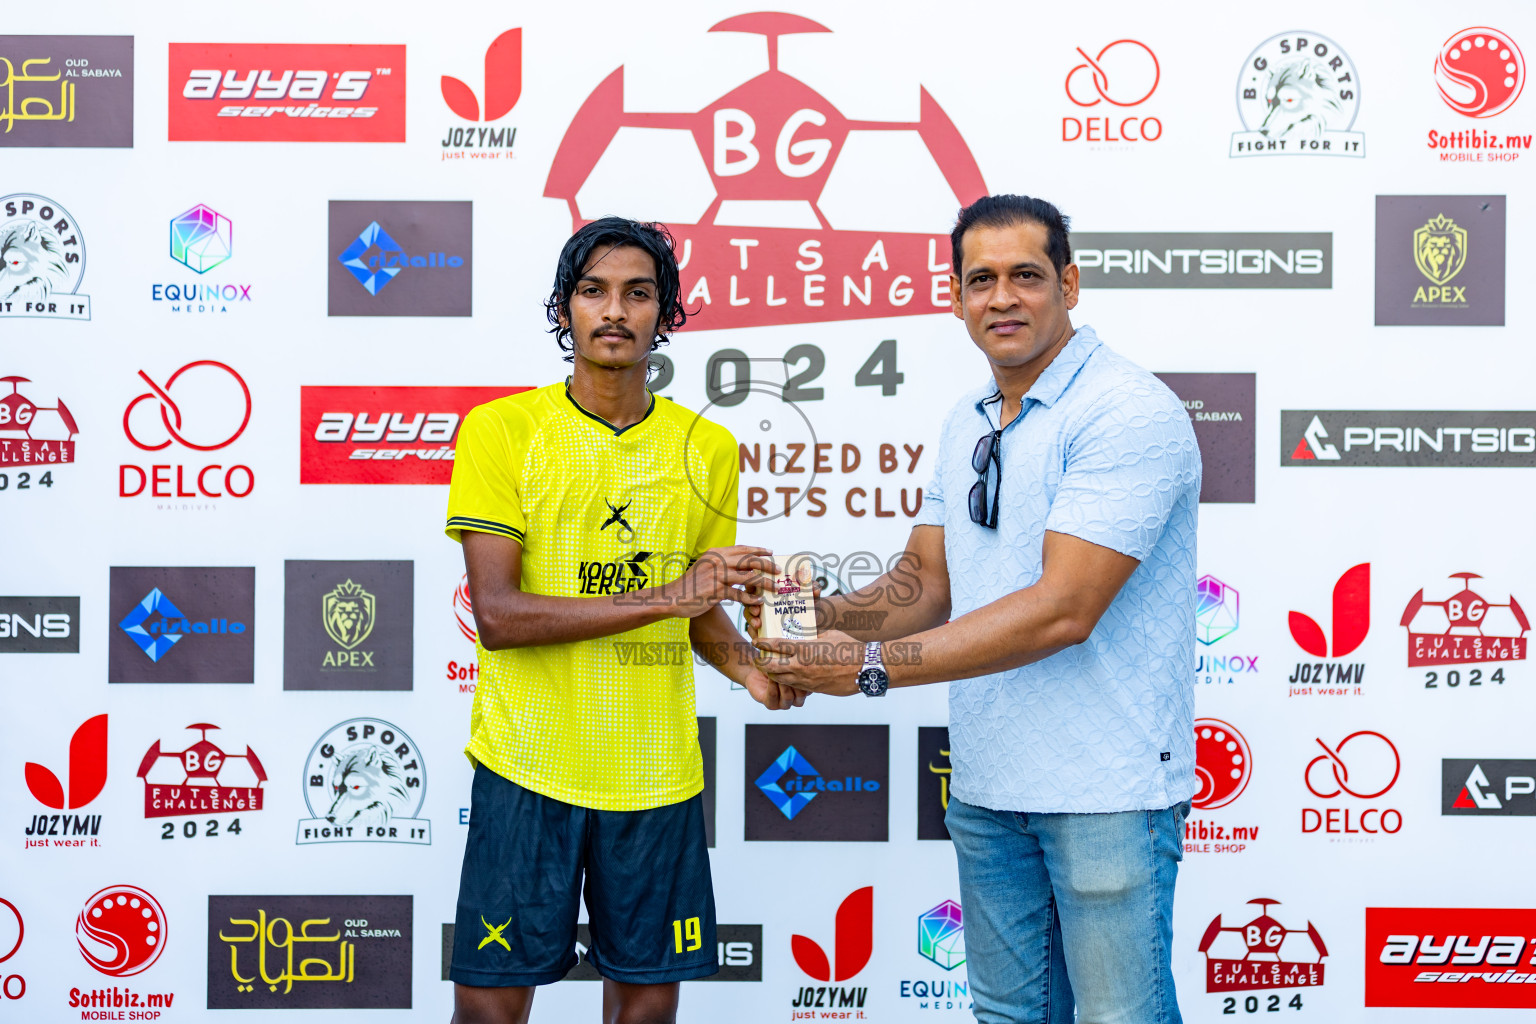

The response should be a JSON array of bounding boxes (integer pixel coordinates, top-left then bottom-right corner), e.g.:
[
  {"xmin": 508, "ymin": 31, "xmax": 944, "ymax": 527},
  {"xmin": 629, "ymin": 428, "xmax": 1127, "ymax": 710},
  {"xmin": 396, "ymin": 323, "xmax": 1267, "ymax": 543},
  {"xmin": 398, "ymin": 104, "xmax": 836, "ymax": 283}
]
[
  {"xmin": 0, "ymin": 193, "xmax": 91, "ymax": 320},
  {"xmin": 167, "ymin": 43, "xmax": 405, "ymax": 142},
  {"xmin": 1366, "ymin": 907, "xmax": 1536, "ymax": 1008},
  {"xmin": 440, "ymin": 29, "xmax": 520, "ymax": 160},
  {"xmin": 108, "ymin": 567, "xmax": 255, "ymax": 684},
  {"xmin": 746, "ymin": 724, "xmax": 887, "ymax": 841},
  {"xmin": 299, "ymin": 385, "xmax": 522, "ymax": 484},
  {"xmin": 328, "ymin": 201, "xmax": 472, "ymax": 316},
  {"xmin": 1062, "ymin": 40, "xmax": 1162, "ymax": 145},
  {"xmin": 544, "ymin": 11, "xmax": 986, "ymax": 330},
  {"xmin": 1287, "ymin": 563, "xmax": 1368, "ymax": 697},
  {"xmin": 1402, "ymin": 573, "xmax": 1526, "ymax": 680},
  {"xmin": 1301, "ymin": 731, "xmax": 1403, "ymax": 839},
  {"xmin": 0, "ymin": 375, "xmax": 78, "ymax": 484},
  {"xmin": 1199, "ymin": 899, "xmax": 1327, "ymax": 998},
  {"xmin": 119, "ymin": 361, "xmax": 254, "ymax": 502},
  {"xmin": 790, "ymin": 887, "xmax": 871, "ymax": 1012},
  {"xmin": 23, "ymin": 714, "xmax": 106, "ymax": 851},
  {"xmin": 1186, "ymin": 719, "xmax": 1259, "ymax": 856}
]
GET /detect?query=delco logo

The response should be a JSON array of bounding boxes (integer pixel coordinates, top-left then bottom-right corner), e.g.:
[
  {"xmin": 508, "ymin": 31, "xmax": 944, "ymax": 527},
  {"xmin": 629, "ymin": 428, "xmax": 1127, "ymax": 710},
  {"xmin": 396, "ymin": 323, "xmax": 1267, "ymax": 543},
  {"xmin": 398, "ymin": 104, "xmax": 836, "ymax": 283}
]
[
  {"xmin": 544, "ymin": 11, "xmax": 987, "ymax": 330},
  {"xmin": 1366, "ymin": 907, "xmax": 1536, "ymax": 1008},
  {"xmin": 167, "ymin": 43, "xmax": 406, "ymax": 142},
  {"xmin": 299, "ymin": 386, "xmax": 524, "ymax": 485}
]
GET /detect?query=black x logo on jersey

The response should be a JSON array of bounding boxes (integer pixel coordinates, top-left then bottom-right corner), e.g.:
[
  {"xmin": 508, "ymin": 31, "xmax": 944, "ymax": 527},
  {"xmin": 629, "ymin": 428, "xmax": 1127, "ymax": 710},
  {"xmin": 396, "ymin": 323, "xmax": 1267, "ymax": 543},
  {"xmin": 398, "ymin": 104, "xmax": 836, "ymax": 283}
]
[{"xmin": 600, "ymin": 500, "xmax": 633, "ymax": 533}]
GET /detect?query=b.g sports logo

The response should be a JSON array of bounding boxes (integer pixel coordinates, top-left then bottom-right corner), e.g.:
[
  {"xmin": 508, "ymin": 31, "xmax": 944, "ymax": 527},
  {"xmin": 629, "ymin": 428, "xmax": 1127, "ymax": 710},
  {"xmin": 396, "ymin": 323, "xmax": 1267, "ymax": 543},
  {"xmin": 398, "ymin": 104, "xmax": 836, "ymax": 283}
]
[
  {"xmin": 544, "ymin": 11, "xmax": 986, "ymax": 330},
  {"xmin": 168, "ymin": 43, "xmax": 405, "ymax": 142}
]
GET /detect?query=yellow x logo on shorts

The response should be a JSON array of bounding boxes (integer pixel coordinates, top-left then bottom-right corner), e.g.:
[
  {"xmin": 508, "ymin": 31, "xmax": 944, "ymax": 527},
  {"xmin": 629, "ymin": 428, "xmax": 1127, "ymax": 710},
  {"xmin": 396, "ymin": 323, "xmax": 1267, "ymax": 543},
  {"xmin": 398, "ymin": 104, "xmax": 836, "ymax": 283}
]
[{"xmin": 479, "ymin": 915, "xmax": 512, "ymax": 951}]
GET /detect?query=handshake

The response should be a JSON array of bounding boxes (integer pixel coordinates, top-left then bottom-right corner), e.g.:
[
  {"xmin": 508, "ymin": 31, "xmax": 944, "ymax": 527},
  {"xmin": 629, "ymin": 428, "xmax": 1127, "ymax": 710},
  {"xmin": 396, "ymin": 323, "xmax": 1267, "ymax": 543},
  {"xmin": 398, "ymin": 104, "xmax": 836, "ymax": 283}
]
[{"xmin": 681, "ymin": 545, "xmax": 874, "ymax": 711}]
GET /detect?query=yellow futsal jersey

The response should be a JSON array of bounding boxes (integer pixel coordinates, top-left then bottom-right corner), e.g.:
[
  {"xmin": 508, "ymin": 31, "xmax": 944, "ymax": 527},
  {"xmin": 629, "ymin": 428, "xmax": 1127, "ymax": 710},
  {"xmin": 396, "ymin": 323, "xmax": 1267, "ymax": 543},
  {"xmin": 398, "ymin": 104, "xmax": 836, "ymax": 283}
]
[{"xmin": 445, "ymin": 381, "xmax": 738, "ymax": 811}]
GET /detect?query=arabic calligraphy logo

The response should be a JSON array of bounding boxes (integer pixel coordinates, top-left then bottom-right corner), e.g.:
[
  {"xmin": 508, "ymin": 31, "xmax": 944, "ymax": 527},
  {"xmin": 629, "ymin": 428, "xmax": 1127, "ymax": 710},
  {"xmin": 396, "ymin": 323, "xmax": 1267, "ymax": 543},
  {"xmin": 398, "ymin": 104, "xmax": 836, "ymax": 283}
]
[
  {"xmin": 220, "ymin": 909, "xmax": 353, "ymax": 994},
  {"xmin": 75, "ymin": 885, "xmax": 166, "ymax": 977},
  {"xmin": 1, "ymin": 57, "xmax": 75, "ymax": 132},
  {"xmin": 1435, "ymin": 27, "xmax": 1525, "ymax": 119},
  {"xmin": 478, "ymin": 916, "xmax": 511, "ymax": 951},
  {"xmin": 170, "ymin": 204, "xmax": 232, "ymax": 274},
  {"xmin": 1412, "ymin": 214, "xmax": 1468, "ymax": 285},
  {"xmin": 123, "ymin": 360, "xmax": 252, "ymax": 452},
  {"xmin": 1066, "ymin": 40, "xmax": 1159, "ymax": 107},
  {"xmin": 321, "ymin": 580, "xmax": 375, "ymax": 650},
  {"xmin": 1304, "ymin": 731, "xmax": 1400, "ymax": 800}
]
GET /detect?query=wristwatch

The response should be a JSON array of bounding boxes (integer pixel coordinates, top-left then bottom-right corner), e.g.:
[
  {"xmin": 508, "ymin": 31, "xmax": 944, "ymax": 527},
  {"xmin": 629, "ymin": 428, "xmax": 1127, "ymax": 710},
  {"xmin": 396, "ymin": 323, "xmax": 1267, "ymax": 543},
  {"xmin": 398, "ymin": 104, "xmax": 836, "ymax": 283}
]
[{"xmin": 856, "ymin": 642, "xmax": 889, "ymax": 697}]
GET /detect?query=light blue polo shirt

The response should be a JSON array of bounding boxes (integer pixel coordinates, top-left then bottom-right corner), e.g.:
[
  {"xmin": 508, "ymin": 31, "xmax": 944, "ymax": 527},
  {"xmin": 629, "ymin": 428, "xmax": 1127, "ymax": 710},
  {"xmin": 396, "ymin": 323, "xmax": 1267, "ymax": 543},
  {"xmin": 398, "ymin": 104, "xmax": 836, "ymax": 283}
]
[{"xmin": 917, "ymin": 324, "xmax": 1201, "ymax": 813}]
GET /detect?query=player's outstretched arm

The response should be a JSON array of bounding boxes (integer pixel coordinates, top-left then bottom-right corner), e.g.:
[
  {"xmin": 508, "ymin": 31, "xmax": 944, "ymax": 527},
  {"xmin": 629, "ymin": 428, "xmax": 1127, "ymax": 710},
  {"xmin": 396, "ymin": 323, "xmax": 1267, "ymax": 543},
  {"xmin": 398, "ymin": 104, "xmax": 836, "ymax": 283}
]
[
  {"xmin": 463, "ymin": 533, "xmax": 776, "ymax": 650},
  {"xmin": 689, "ymin": 605, "xmax": 805, "ymax": 710}
]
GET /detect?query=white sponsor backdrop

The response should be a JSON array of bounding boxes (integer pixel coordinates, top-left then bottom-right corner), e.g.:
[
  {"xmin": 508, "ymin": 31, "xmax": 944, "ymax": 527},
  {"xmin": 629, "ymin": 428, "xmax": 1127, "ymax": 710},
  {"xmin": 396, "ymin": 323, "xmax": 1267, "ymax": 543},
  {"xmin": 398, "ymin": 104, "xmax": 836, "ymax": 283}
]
[{"xmin": 3, "ymin": 1, "xmax": 1535, "ymax": 1021}]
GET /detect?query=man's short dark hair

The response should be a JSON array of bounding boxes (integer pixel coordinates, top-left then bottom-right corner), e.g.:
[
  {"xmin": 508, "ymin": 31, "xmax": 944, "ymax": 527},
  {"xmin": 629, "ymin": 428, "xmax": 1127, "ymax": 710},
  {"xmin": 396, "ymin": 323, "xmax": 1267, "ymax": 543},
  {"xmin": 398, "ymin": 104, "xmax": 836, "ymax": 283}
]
[
  {"xmin": 950, "ymin": 195, "xmax": 1072, "ymax": 279},
  {"xmin": 545, "ymin": 217, "xmax": 688, "ymax": 361}
]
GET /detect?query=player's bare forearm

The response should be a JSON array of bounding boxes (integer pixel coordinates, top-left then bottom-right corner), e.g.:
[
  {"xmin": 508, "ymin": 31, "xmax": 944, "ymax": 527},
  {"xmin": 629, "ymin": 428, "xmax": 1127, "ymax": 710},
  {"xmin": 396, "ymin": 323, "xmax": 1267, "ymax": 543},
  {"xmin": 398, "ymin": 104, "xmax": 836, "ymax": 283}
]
[
  {"xmin": 822, "ymin": 525, "xmax": 952, "ymax": 641},
  {"xmin": 463, "ymin": 532, "xmax": 775, "ymax": 650},
  {"xmin": 688, "ymin": 605, "xmax": 757, "ymax": 686}
]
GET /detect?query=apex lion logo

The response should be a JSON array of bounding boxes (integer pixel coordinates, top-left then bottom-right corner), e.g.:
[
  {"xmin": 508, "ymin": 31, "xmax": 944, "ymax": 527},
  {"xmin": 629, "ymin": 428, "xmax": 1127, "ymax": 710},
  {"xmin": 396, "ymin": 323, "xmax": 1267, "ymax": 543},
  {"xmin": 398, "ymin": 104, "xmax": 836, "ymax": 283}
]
[
  {"xmin": 326, "ymin": 744, "xmax": 409, "ymax": 827},
  {"xmin": 0, "ymin": 219, "xmax": 69, "ymax": 302},
  {"xmin": 1258, "ymin": 59, "xmax": 1348, "ymax": 140},
  {"xmin": 1413, "ymin": 214, "xmax": 1468, "ymax": 285},
  {"xmin": 322, "ymin": 579, "xmax": 376, "ymax": 650}
]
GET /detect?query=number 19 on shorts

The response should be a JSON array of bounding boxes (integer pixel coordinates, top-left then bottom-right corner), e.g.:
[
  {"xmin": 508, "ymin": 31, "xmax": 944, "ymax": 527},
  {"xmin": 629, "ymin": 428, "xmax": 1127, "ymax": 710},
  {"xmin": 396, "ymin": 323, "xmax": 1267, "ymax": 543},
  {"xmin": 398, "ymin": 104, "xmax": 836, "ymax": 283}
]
[{"xmin": 672, "ymin": 917, "xmax": 702, "ymax": 953}]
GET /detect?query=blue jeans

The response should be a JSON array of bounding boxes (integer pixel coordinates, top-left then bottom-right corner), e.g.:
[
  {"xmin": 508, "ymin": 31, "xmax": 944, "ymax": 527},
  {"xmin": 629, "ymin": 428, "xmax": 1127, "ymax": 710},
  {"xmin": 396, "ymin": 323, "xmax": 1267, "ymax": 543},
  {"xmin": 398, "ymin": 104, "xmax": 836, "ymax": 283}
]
[{"xmin": 946, "ymin": 797, "xmax": 1189, "ymax": 1024}]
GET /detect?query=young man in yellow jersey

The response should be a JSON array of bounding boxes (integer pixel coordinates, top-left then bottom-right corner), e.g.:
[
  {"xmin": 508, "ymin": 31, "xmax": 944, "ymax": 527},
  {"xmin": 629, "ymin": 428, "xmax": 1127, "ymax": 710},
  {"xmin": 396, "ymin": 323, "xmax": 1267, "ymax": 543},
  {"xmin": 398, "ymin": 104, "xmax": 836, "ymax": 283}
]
[{"xmin": 445, "ymin": 217, "xmax": 796, "ymax": 1024}]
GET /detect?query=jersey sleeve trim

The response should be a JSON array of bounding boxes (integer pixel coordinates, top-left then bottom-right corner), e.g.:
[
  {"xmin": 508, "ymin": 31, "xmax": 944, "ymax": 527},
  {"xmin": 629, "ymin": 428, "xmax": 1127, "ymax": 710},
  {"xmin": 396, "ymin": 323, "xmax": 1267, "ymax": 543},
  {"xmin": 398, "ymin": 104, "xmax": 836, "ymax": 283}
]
[{"xmin": 446, "ymin": 515, "xmax": 525, "ymax": 543}]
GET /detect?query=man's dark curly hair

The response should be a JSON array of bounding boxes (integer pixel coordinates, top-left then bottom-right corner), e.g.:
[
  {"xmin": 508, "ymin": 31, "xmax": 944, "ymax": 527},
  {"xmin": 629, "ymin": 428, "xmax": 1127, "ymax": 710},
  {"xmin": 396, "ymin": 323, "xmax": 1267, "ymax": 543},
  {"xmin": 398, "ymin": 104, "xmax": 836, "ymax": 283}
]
[{"xmin": 545, "ymin": 217, "xmax": 688, "ymax": 362}]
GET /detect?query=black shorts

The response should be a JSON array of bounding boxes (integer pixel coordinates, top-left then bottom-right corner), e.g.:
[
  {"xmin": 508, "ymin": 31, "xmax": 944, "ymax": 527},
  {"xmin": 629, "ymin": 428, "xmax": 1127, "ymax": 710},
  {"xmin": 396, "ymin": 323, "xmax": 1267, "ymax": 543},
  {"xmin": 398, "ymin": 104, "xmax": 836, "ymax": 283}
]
[{"xmin": 449, "ymin": 765, "xmax": 718, "ymax": 986}]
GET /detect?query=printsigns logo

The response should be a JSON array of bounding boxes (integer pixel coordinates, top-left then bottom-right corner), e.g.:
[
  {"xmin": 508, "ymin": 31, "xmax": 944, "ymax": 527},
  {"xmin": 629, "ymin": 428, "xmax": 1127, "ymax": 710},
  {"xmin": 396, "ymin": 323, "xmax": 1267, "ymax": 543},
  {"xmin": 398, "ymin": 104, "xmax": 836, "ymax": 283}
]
[
  {"xmin": 440, "ymin": 29, "xmax": 520, "ymax": 159},
  {"xmin": 1062, "ymin": 40, "xmax": 1162, "ymax": 145},
  {"xmin": 1230, "ymin": 32, "xmax": 1363, "ymax": 157},
  {"xmin": 0, "ymin": 597, "xmax": 78, "ymax": 653},
  {"xmin": 1199, "ymin": 899, "xmax": 1327, "ymax": 993},
  {"xmin": 108, "ymin": 568, "xmax": 255, "ymax": 683},
  {"xmin": 1072, "ymin": 234, "xmax": 1331, "ymax": 288},
  {"xmin": 328, "ymin": 201, "xmax": 472, "ymax": 316},
  {"xmin": 746, "ymin": 724, "xmax": 887, "ymax": 841},
  {"xmin": 0, "ymin": 193, "xmax": 90, "ymax": 319},
  {"xmin": 917, "ymin": 901, "xmax": 964, "ymax": 970},
  {"xmin": 168, "ymin": 43, "xmax": 405, "ymax": 142},
  {"xmin": 298, "ymin": 718, "xmax": 430, "ymax": 845},
  {"xmin": 1193, "ymin": 720, "xmax": 1251, "ymax": 811},
  {"xmin": 284, "ymin": 561, "xmax": 413, "ymax": 691},
  {"xmin": 137, "ymin": 724, "xmax": 265, "ymax": 820},
  {"xmin": 77, "ymin": 886, "xmax": 166, "ymax": 977},
  {"xmin": 1402, "ymin": 573, "xmax": 1527, "ymax": 669},
  {"xmin": 1436, "ymin": 29, "xmax": 1524, "ymax": 119},
  {"xmin": 1282, "ymin": 410, "xmax": 1535, "ymax": 467},
  {"xmin": 545, "ymin": 11, "xmax": 987, "ymax": 330},
  {"xmin": 299, "ymin": 385, "xmax": 522, "ymax": 484},
  {"xmin": 0, "ymin": 375, "xmax": 78, "ymax": 476},
  {"xmin": 0, "ymin": 36, "xmax": 134, "ymax": 147},
  {"xmin": 208, "ymin": 895, "xmax": 412, "ymax": 1008},
  {"xmin": 1443, "ymin": 760, "xmax": 1536, "ymax": 816},
  {"xmin": 1366, "ymin": 907, "xmax": 1536, "ymax": 1009},
  {"xmin": 1156, "ymin": 374, "xmax": 1255, "ymax": 502},
  {"xmin": 1375, "ymin": 195, "xmax": 1505, "ymax": 326},
  {"xmin": 793, "ymin": 887, "xmax": 872, "ymax": 982}
]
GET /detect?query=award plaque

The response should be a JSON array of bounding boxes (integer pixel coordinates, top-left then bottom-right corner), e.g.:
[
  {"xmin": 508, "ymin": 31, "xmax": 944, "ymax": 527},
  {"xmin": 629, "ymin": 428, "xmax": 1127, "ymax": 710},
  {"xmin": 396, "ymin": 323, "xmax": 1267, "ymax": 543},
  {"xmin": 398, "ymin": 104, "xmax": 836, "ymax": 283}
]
[{"xmin": 757, "ymin": 559, "xmax": 817, "ymax": 640}]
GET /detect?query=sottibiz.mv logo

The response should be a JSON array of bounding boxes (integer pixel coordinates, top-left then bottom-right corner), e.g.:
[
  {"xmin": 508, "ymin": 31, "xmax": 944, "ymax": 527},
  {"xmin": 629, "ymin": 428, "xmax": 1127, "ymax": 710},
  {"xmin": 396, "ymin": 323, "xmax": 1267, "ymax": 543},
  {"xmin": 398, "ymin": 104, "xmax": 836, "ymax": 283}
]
[
  {"xmin": 791, "ymin": 887, "xmax": 871, "ymax": 1012},
  {"xmin": 299, "ymin": 386, "xmax": 522, "ymax": 484},
  {"xmin": 167, "ymin": 43, "xmax": 405, "ymax": 142},
  {"xmin": 545, "ymin": 11, "xmax": 987, "ymax": 329}
]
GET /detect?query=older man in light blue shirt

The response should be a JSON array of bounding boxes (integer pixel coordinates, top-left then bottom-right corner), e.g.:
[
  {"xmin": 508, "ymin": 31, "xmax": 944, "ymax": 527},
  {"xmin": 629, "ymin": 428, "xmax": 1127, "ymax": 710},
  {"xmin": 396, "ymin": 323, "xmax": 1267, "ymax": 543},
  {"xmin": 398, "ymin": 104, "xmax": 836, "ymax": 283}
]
[{"xmin": 754, "ymin": 195, "xmax": 1201, "ymax": 1024}]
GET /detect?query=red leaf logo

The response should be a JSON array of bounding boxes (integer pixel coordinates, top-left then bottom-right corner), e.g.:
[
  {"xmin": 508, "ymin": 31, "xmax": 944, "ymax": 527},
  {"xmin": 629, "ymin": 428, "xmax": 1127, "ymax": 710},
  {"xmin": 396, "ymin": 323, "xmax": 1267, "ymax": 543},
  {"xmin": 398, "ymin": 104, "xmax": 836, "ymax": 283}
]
[
  {"xmin": 25, "ymin": 714, "xmax": 108, "ymax": 809},
  {"xmin": 441, "ymin": 29, "xmax": 522, "ymax": 122},
  {"xmin": 791, "ymin": 886, "xmax": 873, "ymax": 982}
]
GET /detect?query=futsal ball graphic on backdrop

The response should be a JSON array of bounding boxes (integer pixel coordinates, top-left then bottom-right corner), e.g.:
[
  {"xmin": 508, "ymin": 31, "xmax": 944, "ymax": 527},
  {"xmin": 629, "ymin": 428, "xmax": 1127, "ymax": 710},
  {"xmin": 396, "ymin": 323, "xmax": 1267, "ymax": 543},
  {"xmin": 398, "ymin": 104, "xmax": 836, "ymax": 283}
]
[
  {"xmin": 76, "ymin": 885, "xmax": 166, "ymax": 977},
  {"xmin": 1199, "ymin": 899, "xmax": 1327, "ymax": 993},
  {"xmin": 0, "ymin": 374, "xmax": 78, "ymax": 472},
  {"xmin": 136, "ymin": 723, "xmax": 266, "ymax": 818},
  {"xmin": 1435, "ymin": 28, "xmax": 1525, "ymax": 119},
  {"xmin": 1401, "ymin": 573, "xmax": 1527, "ymax": 667},
  {"xmin": 544, "ymin": 10, "xmax": 987, "ymax": 330}
]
